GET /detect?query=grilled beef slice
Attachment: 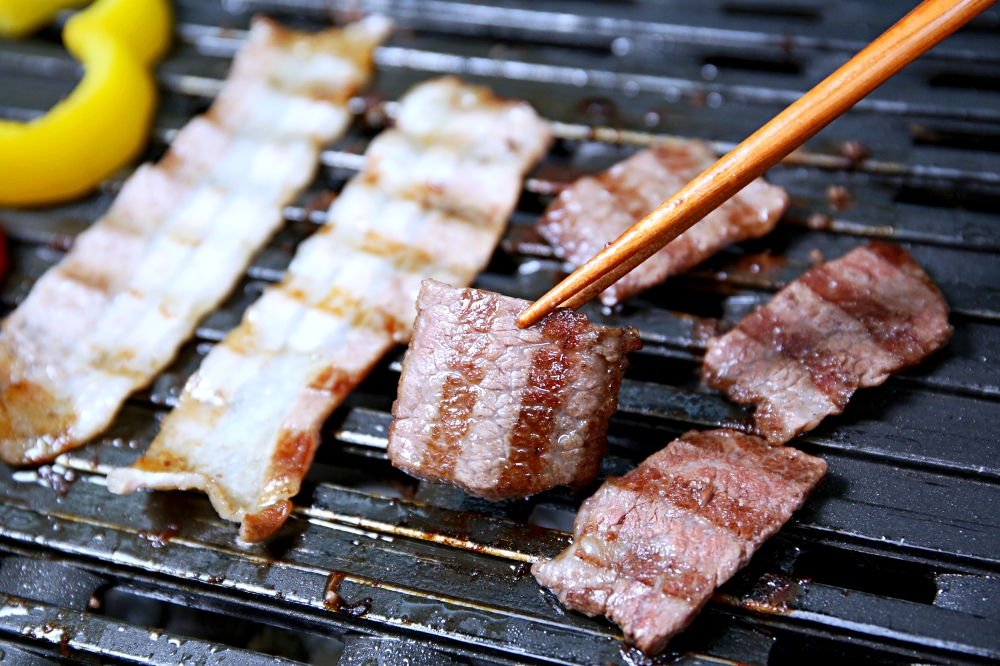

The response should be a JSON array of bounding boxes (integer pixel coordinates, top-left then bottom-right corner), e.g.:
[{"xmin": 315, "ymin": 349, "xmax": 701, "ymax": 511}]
[
  {"xmin": 388, "ymin": 279, "xmax": 641, "ymax": 500},
  {"xmin": 537, "ymin": 141, "xmax": 788, "ymax": 307},
  {"xmin": 703, "ymin": 241, "xmax": 952, "ymax": 444},
  {"xmin": 532, "ymin": 428, "xmax": 826, "ymax": 655}
]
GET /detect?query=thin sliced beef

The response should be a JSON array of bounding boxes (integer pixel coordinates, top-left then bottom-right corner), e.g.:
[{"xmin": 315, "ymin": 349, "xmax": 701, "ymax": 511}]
[
  {"xmin": 532, "ymin": 428, "xmax": 826, "ymax": 655},
  {"xmin": 703, "ymin": 241, "xmax": 953, "ymax": 444},
  {"xmin": 388, "ymin": 279, "xmax": 641, "ymax": 500},
  {"xmin": 537, "ymin": 141, "xmax": 788, "ymax": 306}
]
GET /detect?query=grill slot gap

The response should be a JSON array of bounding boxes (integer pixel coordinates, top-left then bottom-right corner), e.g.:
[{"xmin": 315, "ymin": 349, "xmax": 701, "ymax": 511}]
[
  {"xmin": 720, "ymin": 3, "xmax": 822, "ymax": 22},
  {"xmin": 102, "ymin": 586, "xmax": 344, "ymax": 663},
  {"xmin": 703, "ymin": 54, "xmax": 803, "ymax": 76},
  {"xmin": 959, "ymin": 10, "xmax": 1000, "ymax": 34},
  {"xmin": 790, "ymin": 548, "xmax": 939, "ymax": 605},
  {"xmin": 927, "ymin": 71, "xmax": 1000, "ymax": 92},
  {"xmin": 908, "ymin": 123, "xmax": 1000, "ymax": 155},
  {"xmin": 895, "ymin": 184, "xmax": 1000, "ymax": 215},
  {"xmin": 768, "ymin": 633, "xmax": 922, "ymax": 665}
]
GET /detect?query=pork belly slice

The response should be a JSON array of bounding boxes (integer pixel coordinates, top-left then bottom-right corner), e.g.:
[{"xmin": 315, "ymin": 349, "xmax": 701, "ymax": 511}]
[
  {"xmin": 532, "ymin": 428, "xmax": 826, "ymax": 655},
  {"xmin": 0, "ymin": 16, "xmax": 391, "ymax": 466},
  {"xmin": 537, "ymin": 141, "xmax": 788, "ymax": 306},
  {"xmin": 703, "ymin": 242, "xmax": 953, "ymax": 444},
  {"xmin": 388, "ymin": 280, "xmax": 641, "ymax": 501},
  {"xmin": 108, "ymin": 78, "xmax": 552, "ymax": 542}
]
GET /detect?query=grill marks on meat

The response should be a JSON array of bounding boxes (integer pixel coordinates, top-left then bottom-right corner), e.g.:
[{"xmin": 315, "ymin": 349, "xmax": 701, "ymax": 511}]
[
  {"xmin": 0, "ymin": 16, "xmax": 391, "ymax": 465},
  {"xmin": 497, "ymin": 344, "xmax": 571, "ymax": 496},
  {"xmin": 388, "ymin": 280, "xmax": 640, "ymax": 501},
  {"xmin": 108, "ymin": 78, "xmax": 551, "ymax": 542},
  {"xmin": 537, "ymin": 141, "xmax": 788, "ymax": 306},
  {"xmin": 424, "ymin": 288, "xmax": 499, "ymax": 477},
  {"xmin": 532, "ymin": 429, "xmax": 826, "ymax": 655},
  {"xmin": 703, "ymin": 242, "xmax": 953, "ymax": 444}
]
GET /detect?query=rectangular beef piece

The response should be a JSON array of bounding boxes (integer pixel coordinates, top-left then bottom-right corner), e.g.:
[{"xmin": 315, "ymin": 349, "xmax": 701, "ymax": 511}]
[
  {"xmin": 532, "ymin": 428, "xmax": 826, "ymax": 656},
  {"xmin": 388, "ymin": 279, "xmax": 641, "ymax": 501},
  {"xmin": 537, "ymin": 141, "xmax": 788, "ymax": 307},
  {"xmin": 702, "ymin": 241, "xmax": 953, "ymax": 444}
]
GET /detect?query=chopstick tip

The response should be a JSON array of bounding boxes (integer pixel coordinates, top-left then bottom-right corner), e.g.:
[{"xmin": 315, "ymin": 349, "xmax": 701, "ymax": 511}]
[{"xmin": 517, "ymin": 302, "xmax": 547, "ymax": 329}]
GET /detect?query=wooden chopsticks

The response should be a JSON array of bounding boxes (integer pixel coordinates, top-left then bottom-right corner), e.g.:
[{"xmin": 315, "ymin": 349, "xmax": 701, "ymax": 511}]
[{"xmin": 516, "ymin": 0, "xmax": 995, "ymax": 329}]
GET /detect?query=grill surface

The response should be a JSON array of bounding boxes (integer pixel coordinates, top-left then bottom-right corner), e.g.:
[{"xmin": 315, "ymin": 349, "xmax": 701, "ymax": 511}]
[{"xmin": 1, "ymin": 1, "xmax": 1000, "ymax": 664}]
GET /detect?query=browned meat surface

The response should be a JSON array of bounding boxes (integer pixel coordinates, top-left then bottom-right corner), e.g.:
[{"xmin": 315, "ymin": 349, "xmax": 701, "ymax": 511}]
[
  {"xmin": 388, "ymin": 279, "xmax": 641, "ymax": 500},
  {"xmin": 703, "ymin": 242, "xmax": 953, "ymax": 444},
  {"xmin": 532, "ymin": 429, "xmax": 826, "ymax": 655},
  {"xmin": 537, "ymin": 141, "xmax": 788, "ymax": 306}
]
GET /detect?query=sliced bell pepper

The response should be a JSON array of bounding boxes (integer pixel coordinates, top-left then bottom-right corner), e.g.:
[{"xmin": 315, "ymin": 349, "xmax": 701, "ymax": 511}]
[{"xmin": 0, "ymin": 0, "xmax": 172, "ymax": 206}]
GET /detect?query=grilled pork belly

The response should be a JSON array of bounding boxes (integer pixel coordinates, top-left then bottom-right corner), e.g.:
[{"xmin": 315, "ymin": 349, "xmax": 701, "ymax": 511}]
[
  {"xmin": 0, "ymin": 16, "xmax": 391, "ymax": 465},
  {"xmin": 703, "ymin": 242, "xmax": 953, "ymax": 444},
  {"xmin": 532, "ymin": 428, "xmax": 826, "ymax": 655},
  {"xmin": 108, "ymin": 78, "xmax": 552, "ymax": 542},
  {"xmin": 537, "ymin": 141, "xmax": 788, "ymax": 307},
  {"xmin": 388, "ymin": 280, "xmax": 641, "ymax": 501}
]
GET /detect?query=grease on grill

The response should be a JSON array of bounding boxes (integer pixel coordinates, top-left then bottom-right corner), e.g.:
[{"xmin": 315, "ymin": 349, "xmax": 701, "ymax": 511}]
[
  {"xmin": 324, "ymin": 572, "xmax": 372, "ymax": 617},
  {"xmin": 714, "ymin": 252, "xmax": 789, "ymax": 288},
  {"xmin": 840, "ymin": 140, "xmax": 871, "ymax": 163},
  {"xmin": 715, "ymin": 573, "xmax": 805, "ymax": 615},
  {"xmin": 137, "ymin": 524, "xmax": 178, "ymax": 548},
  {"xmin": 825, "ymin": 185, "xmax": 853, "ymax": 211}
]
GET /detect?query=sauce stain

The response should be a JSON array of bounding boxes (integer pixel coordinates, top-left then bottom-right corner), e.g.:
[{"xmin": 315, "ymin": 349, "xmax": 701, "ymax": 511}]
[
  {"xmin": 323, "ymin": 572, "xmax": 372, "ymax": 617},
  {"xmin": 137, "ymin": 524, "xmax": 178, "ymax": 548},
  {"xmin": 826, "ymin": 184, "xmax": 853, "ymax": 211}
]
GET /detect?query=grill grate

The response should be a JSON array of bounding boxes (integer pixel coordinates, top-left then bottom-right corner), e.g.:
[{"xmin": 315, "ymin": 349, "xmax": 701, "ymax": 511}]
[{"xmin": 1, "ymin": 0, "xmax": 999, "ymax": 664}]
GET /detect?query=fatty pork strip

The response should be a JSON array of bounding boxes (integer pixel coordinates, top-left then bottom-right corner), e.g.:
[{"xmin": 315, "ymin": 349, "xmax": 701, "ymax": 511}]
[
  {"xmin": 703, "ymin": 242, "xmax": 953, "ymax": 445},
  {"xmin": 0, "ymin": 15, "xmax": 392, "ymax": 466},
  {"xmin": 537, "ymin": 141, "xmax": 788, "ymax": 307},
  {"xmin": 533, "ymin": 428, "xmax": 827, "ymax": 655},
  {"xmin": 107, "ymin": 78, "xmax": 552, "ymax": 542},
  {"xmin": 388, "ymin": 280, "xmax": 641, "ymax": 501}
]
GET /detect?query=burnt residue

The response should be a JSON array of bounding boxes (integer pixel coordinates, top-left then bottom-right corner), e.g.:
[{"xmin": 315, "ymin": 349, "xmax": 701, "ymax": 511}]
[
  {"xmin": 840, "ymin": 140, "xmax": 871, "ymax": 164},
  {"xmin": 358, "ymin": 92, "xmax": 390, "ymax": 132},
  {"xmin": 717, "ymin": 573, "xmax": 805, "ymax": 615},
  {"xmin": 137, "ymin": 524, "xmax": 178, "ymax": 548},
  {"xmin": 323, "ymin": 572, "xmax": 371, "ymax": 617},
  {"xmin": 826, "ymin": 185, "xmax": 853, "ymax": 212}
]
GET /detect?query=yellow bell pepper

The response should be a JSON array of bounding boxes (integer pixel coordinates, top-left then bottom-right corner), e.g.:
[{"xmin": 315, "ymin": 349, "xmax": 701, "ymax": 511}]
[{"xmin": 0, "ymin": 0, "xmax": 172, "ymax": 206}]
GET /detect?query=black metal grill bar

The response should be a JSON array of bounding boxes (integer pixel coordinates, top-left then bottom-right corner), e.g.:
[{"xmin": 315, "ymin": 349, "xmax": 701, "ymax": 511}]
[
  {"xmin": 6, "ymin": 24, "xmax": 1000, "ymax": 180},
  {"xmin": 0, "ymin": 593, "xmax": 299, "ymax": 666},
  {"xmin": 1, "ymin": 1, "xmax": 1000, "ymax": 664},
  {"xmin": 235, "ymin": 0, "xmax": 1000, "ymax": 63},
  {"xmin": 1, "ymin": 459, "xmax": 998, "ymax": 665},
  {"xmin": 44, "ymin": 374, "xmax": 1000, "ymax": 573},
  {"xmin": 371, "ymin": 45, "xmax": 1000, "ymax": 123}
]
